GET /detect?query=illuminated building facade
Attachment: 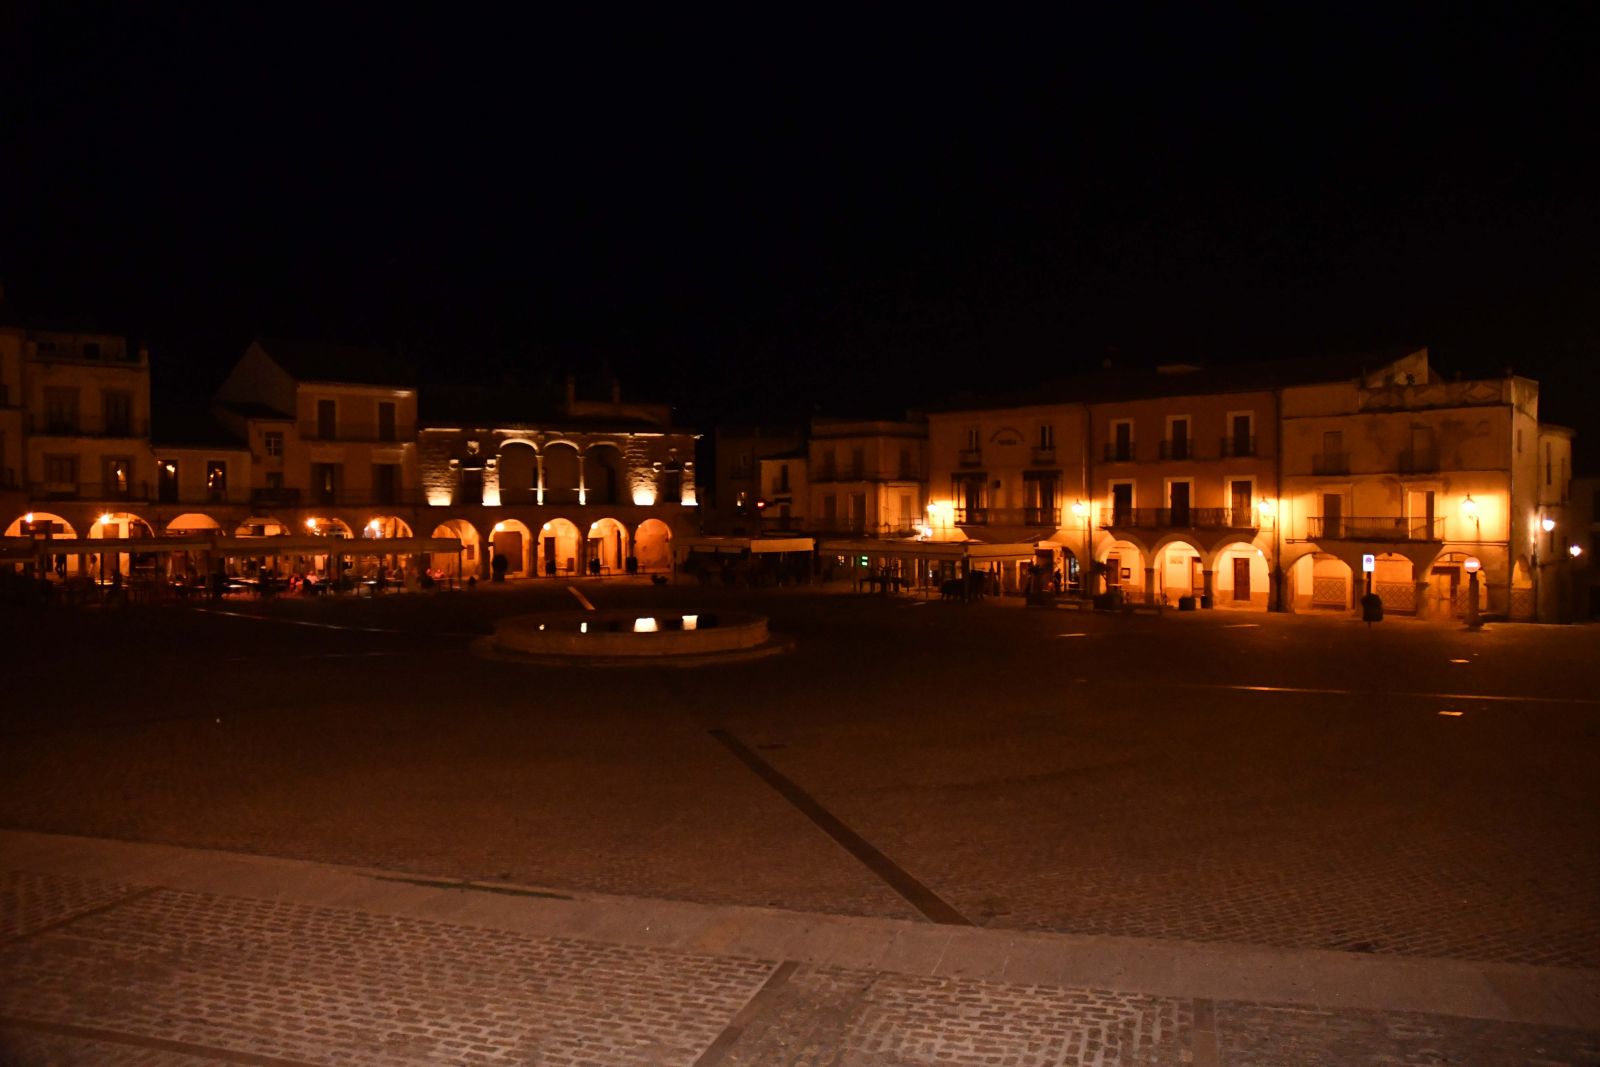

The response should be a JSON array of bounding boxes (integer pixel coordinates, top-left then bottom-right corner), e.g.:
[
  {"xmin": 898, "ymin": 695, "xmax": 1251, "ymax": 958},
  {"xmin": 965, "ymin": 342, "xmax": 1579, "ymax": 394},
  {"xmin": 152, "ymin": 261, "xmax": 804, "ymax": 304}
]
[{"xmin": 924, "ymin": 348, "xmax": 1576, "ymax": 618}]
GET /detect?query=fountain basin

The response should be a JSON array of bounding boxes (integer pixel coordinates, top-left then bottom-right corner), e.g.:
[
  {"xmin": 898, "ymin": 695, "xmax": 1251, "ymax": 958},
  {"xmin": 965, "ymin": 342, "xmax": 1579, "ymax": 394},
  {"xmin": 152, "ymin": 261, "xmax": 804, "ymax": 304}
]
[{"xmin": 483, "ymin": 610, "xmax": 788, "ymax": 666}]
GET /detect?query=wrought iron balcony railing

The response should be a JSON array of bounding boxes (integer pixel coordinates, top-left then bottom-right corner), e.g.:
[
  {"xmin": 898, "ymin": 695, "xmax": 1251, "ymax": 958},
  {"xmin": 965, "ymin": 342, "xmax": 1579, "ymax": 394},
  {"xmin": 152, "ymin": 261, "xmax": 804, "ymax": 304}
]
[
  {"xmin": 1102, "ymin": 442, "xmax": 1136, "ymax": 462},
  {"xmin": 957, "ymin": 448, "xmax": 983, "ymax": 468},
  {"xmin": 1098, "ymin": 506, "xmax": 1257, "ymax": 530},
  {"xmin": 1305, "ymin": 515, "xmax": 1445, "ymax": 541},
  {"xmin": 1158, "ymin": 439, "xmax": 1193, "ymax": 461},
  {"xmin": 1219, "ymin": 435, "xmax": 1257, "ymax": 457},
  {"xmin": 1312, "ymin": 453, "xmax": 1350, "ymax": 475},
  {"xmin": 1397, "ymin": 448, "xmax": 1438, "ymax": 474}
]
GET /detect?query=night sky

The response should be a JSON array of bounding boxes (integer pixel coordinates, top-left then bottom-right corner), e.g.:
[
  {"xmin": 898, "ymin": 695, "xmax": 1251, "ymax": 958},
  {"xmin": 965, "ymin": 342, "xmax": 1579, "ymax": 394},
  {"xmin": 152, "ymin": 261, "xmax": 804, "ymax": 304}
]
[{"xmin": 4, "ymin": 7, "xmax": 1597, "ymax": 461}]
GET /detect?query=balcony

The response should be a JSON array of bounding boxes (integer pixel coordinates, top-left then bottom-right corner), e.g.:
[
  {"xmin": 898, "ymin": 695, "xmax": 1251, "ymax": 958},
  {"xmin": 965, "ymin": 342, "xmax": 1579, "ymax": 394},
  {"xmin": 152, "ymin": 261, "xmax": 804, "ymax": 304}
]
[
  {"xmin": 1306, "ymin": 515, "xmax": 1445, "ymax": 541},
  {"xmin": 1220, "ymin": 435, "xmax": 1256, "ymax": 457},
  {"xmin": 1098, "ymin": 507, "xmax": 1257, "ymax": 530},
  {"xmin": 1397, "ymin": 448, "xmax": 1438, "ymax": 474},
  {"xmin": 251, "ymin": 487, "xmax": 303, "ymax": 508},
  {"xmin": 954, "ymin": 507, "xmax": 1063, "ymax": 528},
  {"xmin": 957, "ymin": 448, "xmax": 983, "ymax": 468},
  {"xmin": 1158, "ymin": 439, "xmax": 1194, "ymax": 461},
  {"xmin": 28, "ymin": 480, "xmax": 151, "ymax": 501},
  {"xmin": 1312, "ymin": 453, "xmax": 1350, "ymax": 476},
  {"xmin": 953, "ymin": 506, "xmax": 987, "ymax": 525},
  {"xmin": 1022, "ymin": 506, "xmax": 1062, "ymax": 526},
  {"xmin": 1102, "ymin": 442, "xmax": 1136, "ymax": 463},
  {"xmin": 299, "ymin": 422, "xmax": 407, "ymax": 443},
  {"xmin": 27, "ymin": 414, "xmax": 149, "ymax": 437},
  {"xmin": 1030, "ymin": 447, "xmax": 1055, "ymax": 465}
]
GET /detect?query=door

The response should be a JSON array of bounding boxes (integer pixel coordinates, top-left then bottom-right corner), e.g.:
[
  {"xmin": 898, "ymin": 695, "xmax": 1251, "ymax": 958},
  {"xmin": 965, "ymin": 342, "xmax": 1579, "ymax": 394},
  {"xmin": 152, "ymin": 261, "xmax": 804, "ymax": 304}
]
[
  {"xmin": 1233, "ymin": 557, "xmax": 1252, "ymax": 601},
  {"xmin": 1111, "ymin": 483, "xmax": 1133, "ymax": 525},
  {"xmin": 1322, "ymin": 492, "xmax": 1343, "ymax": 539},
  {"xmin": 1230, "ymin": 480, "xmax": 1252, "ymax": 526},
  {"xmin": 1168, "ymin": 482, "xmax": 1191, "ymax": 526},
  {"xmin": 1431, "ymin": 565, "xmax": 1460, "ymax": 617}
]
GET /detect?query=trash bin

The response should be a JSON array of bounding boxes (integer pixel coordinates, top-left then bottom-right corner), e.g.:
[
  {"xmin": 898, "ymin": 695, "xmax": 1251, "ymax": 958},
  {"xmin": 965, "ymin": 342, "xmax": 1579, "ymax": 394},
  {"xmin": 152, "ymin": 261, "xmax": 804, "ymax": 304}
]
[
  {"xmin": 1361, "ymin": 592, "xmax": 1383, "ymax": 623},
  {"xmin": 1178, "ymin": 595, "xmax": 1196, "ymax": 611},
  {"xmin": 1200, "ymin": 594, "xmax": 1213, "ymax": 609}
]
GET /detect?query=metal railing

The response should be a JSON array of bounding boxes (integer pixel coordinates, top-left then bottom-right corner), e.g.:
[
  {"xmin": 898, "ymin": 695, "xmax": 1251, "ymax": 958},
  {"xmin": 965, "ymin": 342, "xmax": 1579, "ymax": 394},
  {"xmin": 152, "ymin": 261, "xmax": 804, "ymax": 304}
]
[
  {"xmin": 299, "ymin": 422, "xmax": 407, "ymax": 443},
  {"xmin": 1030, "ymin": 446, "xmax": 1056, "ymax": 465},
  {"xmin": 954, "ymin": 506, "xmax": 987, "ymax": 525},
  {"xmin": 1219, "ymin": 435, "xmax": 1256, "ymax": 457},
  {"xmin": 1312, "ymin": 453, "xmax": 1350, "ymax": 475},
  {"xmin": 957, "ymin": 448, "xmax": 983, "ymax": 468},
  {"xmin": 1103, "ymin": 442, "xmax": 1136, "ymax": 462},
  {"xmin": 1305, "ymin": 515, "xmax": 1445, "ymax": 541},
  {"xmin": 1098, "ymin": 506, "xmax": 1256, "ymax": 530},
  {"xmin": 28, "ymin": 480, "xmax": 151, "ymax": 501},
  {"xmin": 1158, "ymin": 439, "xmax": 1193, "ymax": 461},
  {"xmin": 27, "ymin": 414, "xmax": 150, "ymax": 437},
  {"xmin": 1397, "ymin": 448, "xmax": 1438, "ymax": 474}
]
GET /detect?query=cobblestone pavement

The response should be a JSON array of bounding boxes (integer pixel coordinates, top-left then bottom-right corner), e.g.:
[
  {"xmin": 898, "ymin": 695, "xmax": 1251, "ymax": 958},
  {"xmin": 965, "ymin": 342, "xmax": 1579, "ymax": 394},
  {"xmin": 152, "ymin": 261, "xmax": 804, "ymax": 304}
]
[{"xmin": 2, "ymin": 866, "xmax": 1597, "ymax": 1066}]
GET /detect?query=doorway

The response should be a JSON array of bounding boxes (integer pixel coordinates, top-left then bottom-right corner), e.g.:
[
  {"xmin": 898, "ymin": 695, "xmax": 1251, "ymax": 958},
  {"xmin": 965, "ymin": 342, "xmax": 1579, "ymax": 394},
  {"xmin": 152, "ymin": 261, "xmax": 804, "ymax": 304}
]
[{"xmin": 1232, "ymin": 557, "xmax": 1251, "ymax": 601}]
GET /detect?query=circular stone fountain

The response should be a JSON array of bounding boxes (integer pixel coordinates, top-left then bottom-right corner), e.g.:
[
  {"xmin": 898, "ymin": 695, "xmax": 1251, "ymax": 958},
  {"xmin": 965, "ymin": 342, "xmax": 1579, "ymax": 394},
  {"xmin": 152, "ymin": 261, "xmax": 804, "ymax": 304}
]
[{"xmin": 479, "ymin": 610, "xmax": 790, "ymax": 667}]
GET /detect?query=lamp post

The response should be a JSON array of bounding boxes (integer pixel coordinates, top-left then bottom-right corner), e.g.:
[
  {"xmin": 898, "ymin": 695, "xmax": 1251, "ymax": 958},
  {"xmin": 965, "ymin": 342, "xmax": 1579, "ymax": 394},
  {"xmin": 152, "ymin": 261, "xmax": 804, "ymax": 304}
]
[{"xmin": 1071, "ymin": 500, "xmax": 1090, "ymax": 597}]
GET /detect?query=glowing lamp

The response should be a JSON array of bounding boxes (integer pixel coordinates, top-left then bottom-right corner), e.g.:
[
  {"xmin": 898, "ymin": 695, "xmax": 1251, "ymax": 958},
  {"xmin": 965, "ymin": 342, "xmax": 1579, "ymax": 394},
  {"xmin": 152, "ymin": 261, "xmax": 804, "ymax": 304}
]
[
  {"xmin": 99, "ymin": 512, "xmax": 114, "ymax": 526},
  {"xmin": 1571, "ymin": 544, "xmax": 1584, "ymax": 559},
  {"xmin": 23, "ymin": 512, "xmax": 33, "ymax": 524},
  {"xmin": 1460, "ymin": 495, "xmax": 1478, "ymax": 519},
  {"xmin": 1256, "ymin": 498, "xmax": 1276, "ymax": 516},
  {"xmin": 305, "ymin": 518, "xmax": 317, "ymax": 531},
  {"xmin": 631, "ymin": 487, "xmax": 657, "ymax": 506},
  {"xmin": 1541, "ymin": 516, "xmax": 1556, "ymax": 533},
  {"xmin": 1070, "ymin": 500, "xmax": 1089, "ymax": 518},
  {"xmin": 493, "ymin": 521, "xmax": 505, "ymax": 533},
  {"xmin": 366, "ymin": 519, "xmax": 382, "ymax": 535}
]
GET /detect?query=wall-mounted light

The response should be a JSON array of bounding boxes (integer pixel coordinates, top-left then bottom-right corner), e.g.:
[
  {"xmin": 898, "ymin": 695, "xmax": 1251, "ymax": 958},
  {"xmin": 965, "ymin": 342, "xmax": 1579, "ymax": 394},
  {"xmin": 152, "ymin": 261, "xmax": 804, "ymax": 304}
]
[
  {"xmin": 1571, "ymin": 544, "xmax": 1584, "ymax": 559},
  {"xmin": 366, "ymin": 519, "xmax": 382, "ymax": 536},
  {"xmin": 1071, "ymin": 500, "xmax": 1089, "ymax": 518},
  {"xmin": 1460, "ymin": 494, "xmax": 1478, "ymax": 520},
  {"xmin": 1256, "ymin": 498, "xmax": 1277, "ymax": 517},
  {"xmin": 1542, "ymin": 516, "xmax": 1556, "ymax": 533},
  {"xmin": 99, "ymin": 512, "xmax": 114, "ymax": 526},
  {"xmin": 305, "ymin": 518, "xmax": 318, "ymax": 531},
  {"xmin": 493, "ymin": 521, "xmax": 506, "ymax": 533}
]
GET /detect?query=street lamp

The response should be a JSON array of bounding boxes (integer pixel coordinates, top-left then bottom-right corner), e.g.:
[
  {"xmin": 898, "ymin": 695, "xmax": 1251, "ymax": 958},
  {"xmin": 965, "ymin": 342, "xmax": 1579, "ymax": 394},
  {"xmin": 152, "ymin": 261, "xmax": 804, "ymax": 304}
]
[
  {"xmin": 1571, "ymin": 544, "xmax": 1584, "ymax": 559},
  {"xmin": 1541, "ymin": 516, "xmax": 1556, "ymax": 533},
  {"xmin": 1071, "ymin": 501, "xmax": 1090, "ymax": 596}
]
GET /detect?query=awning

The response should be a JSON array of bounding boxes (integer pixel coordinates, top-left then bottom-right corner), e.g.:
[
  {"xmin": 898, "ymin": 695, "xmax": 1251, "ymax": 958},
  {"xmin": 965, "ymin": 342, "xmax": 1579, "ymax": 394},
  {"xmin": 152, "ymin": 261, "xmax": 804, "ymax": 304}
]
[{"xmin": 676, "ymin": 536, "xmax": 815, "ymax": 556}]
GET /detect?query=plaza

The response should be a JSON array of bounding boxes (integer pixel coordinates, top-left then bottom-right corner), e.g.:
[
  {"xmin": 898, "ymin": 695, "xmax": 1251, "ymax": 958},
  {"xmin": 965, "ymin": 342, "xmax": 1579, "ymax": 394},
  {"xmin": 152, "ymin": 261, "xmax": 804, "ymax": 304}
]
[{"xmin": 2, "ymin": 583, "xmax": 1596, "ymax": 1063}]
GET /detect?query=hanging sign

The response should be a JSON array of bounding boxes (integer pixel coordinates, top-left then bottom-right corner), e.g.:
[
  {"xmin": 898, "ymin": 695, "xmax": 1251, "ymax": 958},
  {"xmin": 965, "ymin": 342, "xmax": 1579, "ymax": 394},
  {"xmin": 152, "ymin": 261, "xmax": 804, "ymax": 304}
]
[{"xmin": 1362, "ymin": 553, "xmax": 1376, "ymax": 573}]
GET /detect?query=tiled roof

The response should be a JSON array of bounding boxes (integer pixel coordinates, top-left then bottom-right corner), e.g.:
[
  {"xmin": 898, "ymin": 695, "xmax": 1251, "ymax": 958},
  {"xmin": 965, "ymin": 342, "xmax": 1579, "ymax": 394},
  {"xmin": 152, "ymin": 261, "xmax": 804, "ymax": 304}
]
[{"xmin": 255, "ymin": 337, "xmax": 415, "ymax": 387}]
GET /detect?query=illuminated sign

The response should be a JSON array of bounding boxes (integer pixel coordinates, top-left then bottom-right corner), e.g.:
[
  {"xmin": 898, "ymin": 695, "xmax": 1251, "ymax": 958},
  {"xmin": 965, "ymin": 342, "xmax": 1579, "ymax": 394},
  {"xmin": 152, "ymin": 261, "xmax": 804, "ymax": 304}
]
[{"xmin": 1361, "ymin": 553, "xmax": 1375, "ymax": 573}]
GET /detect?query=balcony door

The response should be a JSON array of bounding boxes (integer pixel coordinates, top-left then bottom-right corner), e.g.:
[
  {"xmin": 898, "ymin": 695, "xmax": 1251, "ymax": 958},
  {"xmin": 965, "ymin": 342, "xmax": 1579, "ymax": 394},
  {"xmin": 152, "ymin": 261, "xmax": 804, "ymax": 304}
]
[
  {"xmin": 1168, "ymin": 481, "xmax": 1191, "ymax": 526},
  {"xmin": 1111, "ymin": 483, "xmax": 1133, "ymax": 526},
  {"xmin": 1322, "ymin": 492, "xmax": 1343, "ymax": 539}
]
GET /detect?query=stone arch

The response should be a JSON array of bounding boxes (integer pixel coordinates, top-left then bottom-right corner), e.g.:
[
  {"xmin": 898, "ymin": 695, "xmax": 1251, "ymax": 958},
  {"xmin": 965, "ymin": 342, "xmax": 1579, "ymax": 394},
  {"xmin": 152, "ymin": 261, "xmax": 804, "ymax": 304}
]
[
  {"xmin": 1426, "ymin": 549, "xmax": 1487, "ymax": 619},
  {"xmin": 303, "ymin": 516, "xmax": 354, "ymax": 538},
  {"xmin": 584, "ymin": 444, "xmax": 626, "ymax": 506},
  {"xmin": 5, "ymin": 511, "xmax": 78, "ymax": 539},
  {"xmin": 363, "ymin": 515, "xmax": 413, "ymax": 539},
  {"xmin": 587, "ymin": 516, "xmax": 628, "ymax": 572},
  {"xmin": 1371, "ymin": 551, "xmax": 1418, "ymax": 614},
  {"xmin": 164, "ymin": 512, "xmax": 224, "ymax": 535},
  {"xmin": 543, "ymin": 442, "xmax": 582, "ymax": 505},
  {"xmin": 430, "ymin": 518, "xmax": 479, "ymax": 581},
  {"xmin": 1151, "ymin": 537, "xmax": 1205, "ymax": 604},
  {"xmin": 4, "ymin": 511, "xmax": 83, "ymax": 576},
  {"xmin": 489, "ymin": 519, "xmax": 535, "ymax": 578},
  {"xmin": 1095, "ymin": 538, "xmax": 1146, "ymax": 599},
  {"xmin": 537, "ymin": 517, "xmax": 583, "ymax": 577},
  {"xmin": 1292, "ymin": 552, "xmax": 1353, "ymax": 611},
  {"xmin": 633, "ymin": 518, "xmax": 672, "ymax": 572},
  {"xmin": 235, "ymin": 515, "xmax": 290, "ymax": 537},
  {"xmin": 497, "ymin": 441, "xmax": 538, "ymax": 505},
  {"xmin": 88, "ymin": 511, "xmax": 156, "ymax": 582}
]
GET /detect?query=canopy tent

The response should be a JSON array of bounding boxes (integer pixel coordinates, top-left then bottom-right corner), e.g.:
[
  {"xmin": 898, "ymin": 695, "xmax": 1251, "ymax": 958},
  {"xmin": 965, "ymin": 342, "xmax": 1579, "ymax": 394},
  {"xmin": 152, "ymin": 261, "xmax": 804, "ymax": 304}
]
[{"xmin": 674, "ymin": 536, "xmax": 814, "ymax": 560}]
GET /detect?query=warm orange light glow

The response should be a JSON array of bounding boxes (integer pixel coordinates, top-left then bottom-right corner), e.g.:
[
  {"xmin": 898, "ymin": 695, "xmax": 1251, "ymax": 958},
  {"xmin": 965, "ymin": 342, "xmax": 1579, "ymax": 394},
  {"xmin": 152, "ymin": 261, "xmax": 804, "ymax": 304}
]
[
  {"xmin": 23, "ymin": 512, "xmax": 33, "ymax": 524},
  {"xmin": 1070, "ymin": 500, "xmax": 1089, "ymax": 518},
  {"xmin": 1571, "ymin": 544, "xmax": 1584, "ymax": 559},
  {"xmin": 366, "ymin": 519, "xmax": 382, "ymax": 535},
  {"xmin": 1256, "ymin": 498, "xmax": 1276, "ymax": 517},
  {"xmin": 1460, "ymin": 495, "xmax": 1478, "ymax": 519},
  {"xmin": 305, "ymin": 518, "xmax": 317, "ymax": 531},
  {"xmin": 99, "ymin": 512, "xmax": 114, "ymax": 526},
  {"xmin": 493, "ymin": 521, "xmax": 506, "ymax": 532},
  {"xmin": 1541, "ymin": 516, "xmax": 1555, "ymax": 532}
]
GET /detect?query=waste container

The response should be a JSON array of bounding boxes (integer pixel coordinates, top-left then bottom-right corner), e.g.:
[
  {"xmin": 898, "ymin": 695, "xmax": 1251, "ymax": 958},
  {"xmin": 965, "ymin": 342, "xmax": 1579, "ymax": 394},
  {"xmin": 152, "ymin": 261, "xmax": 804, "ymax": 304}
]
[
  {"xmin": 1361, "ymin": 592, "xmax": 1383, "ymax": 623},
  {"xmin": 1178, "ymin": 595, "xmax": 1196, "ymax": 611}
]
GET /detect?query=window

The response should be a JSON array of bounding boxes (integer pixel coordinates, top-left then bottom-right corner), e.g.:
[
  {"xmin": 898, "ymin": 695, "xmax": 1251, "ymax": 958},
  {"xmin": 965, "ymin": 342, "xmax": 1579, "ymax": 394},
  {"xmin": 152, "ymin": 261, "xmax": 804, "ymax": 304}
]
[
  {"xmin": 265, "ymin": 471, "xmax": 284, "ymax": 490},
  {"xmin": 1166, "ymin": 417, "xmax": 1190, "ymax": 460},
  {"xmin": 965, "ymin": 428, "xmax": 979, "ymax": 451},
  {"xmin": 206, "ymin": 461, "xmax": 227, "ymax": 500},
  {"xmin": 1228, "ymin": 413, "xmax": 1254, "ymax": 456},
  {"xmin": 777, "ymin": 464, "xmax": 790, "ymax": 492},
  {"xmin": 316, "ymin": 399, "xmax": 336, "ymax": 439},
  {"xmin": 378, "ymin": 402, "xmax": 397, "ymax": 442},
  {"xmin": 43, "ymin": 388, "xmax": 79, "ymax": 433},
  {"xmin": 102, "ymin": 390, "xmax": 132, "ymax": 435},
  {"xmin": 104, "ymin": 457, "xmax": 131, "ymax": 497},
  {"xmin": 1110, "ymin": 420, "xmax": 1133, "ymax": 461},
  {"xmin": 45, "ymin": 454, "xmax": 77, "ymax": 485},
  {"xmin": 311, "ymin": 462, "xmax": 340, "ymax": 504},
  {"xmin": 158, "ymin": 460, "xmax": 178, "ymax": 502},
  {"xmin": 373, "ymin": 463, "xmax": 399, "ymax": 504},
  {"xmin": 1039, "ymin": 423, "xmax": 1055, "ymax": 449},
  {"xmin": 850, "ymin": 446, "xmax": 864, "ymax": 479},
  {"xmin": 264, "ymin": 431, "xmax": 283, "ymax": 458}
]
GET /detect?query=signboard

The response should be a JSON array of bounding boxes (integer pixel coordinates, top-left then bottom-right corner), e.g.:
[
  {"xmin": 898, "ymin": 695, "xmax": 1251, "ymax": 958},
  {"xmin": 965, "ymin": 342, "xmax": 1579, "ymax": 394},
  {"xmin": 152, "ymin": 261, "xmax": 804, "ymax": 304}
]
[
  {"xmin": 1361, "ymin": 553, "xmax": 1376, "ymax": 573},
  {"xmin": 1463, "ymin": 557, "xmax": 1481, "ymax": 574}
]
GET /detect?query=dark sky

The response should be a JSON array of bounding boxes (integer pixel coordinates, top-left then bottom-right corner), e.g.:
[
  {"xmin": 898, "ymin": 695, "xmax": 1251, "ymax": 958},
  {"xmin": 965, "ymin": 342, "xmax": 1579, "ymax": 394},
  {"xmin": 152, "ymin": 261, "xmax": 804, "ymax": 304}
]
[{"xmin": 4, "ymin": 7, "xmax": 1597, "ymax": 459}]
